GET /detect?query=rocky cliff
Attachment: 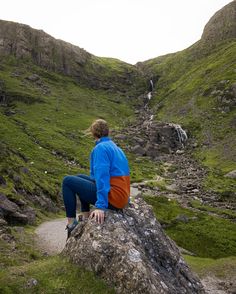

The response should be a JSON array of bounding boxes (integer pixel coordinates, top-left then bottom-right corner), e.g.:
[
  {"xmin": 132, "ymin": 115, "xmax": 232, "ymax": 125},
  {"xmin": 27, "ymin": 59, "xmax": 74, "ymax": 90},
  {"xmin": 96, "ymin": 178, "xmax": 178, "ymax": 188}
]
[
  {"xmin": 0, "ymin": 20, "xmax": 90, "ymax": 72},
  {"xmin": 0, "ymin": 20, "xmax": 145, "ymax": 92},
  {"xmin": 201, "ymin": 0, "xmax": 236, "ymax": 45}
]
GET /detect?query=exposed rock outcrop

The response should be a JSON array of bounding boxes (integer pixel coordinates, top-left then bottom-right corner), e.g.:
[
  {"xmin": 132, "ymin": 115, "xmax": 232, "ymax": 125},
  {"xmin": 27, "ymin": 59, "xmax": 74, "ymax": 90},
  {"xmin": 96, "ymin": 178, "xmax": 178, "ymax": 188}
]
[
  {"xmin": 114, "ymin": 105, "xmax": 188, "ymax": 159},
  {"xmin": 63, "ymin": 197, "xmax": 205, "ymax": 294},
  {"xmin": 0, "ymin": 192, "xmax": 33, "ymax": 224},
  {"xmin": 201, "ymin": 1, "xmax": 236, "ymax": 45},
  {"xmin": 0, "ymin": 20, "xmax": 90, "ymax": 73},
  {"xmin": 0, "ymin": 20, "xmax": 145, "ymax": 92}
]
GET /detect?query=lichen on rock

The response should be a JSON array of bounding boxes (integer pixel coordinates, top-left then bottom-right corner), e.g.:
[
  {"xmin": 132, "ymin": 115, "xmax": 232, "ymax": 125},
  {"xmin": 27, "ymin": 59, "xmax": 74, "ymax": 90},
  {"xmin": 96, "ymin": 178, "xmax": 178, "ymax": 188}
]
[{"xmin": 63, "ymin": 197, "xmax": 205, "ymax": 294}]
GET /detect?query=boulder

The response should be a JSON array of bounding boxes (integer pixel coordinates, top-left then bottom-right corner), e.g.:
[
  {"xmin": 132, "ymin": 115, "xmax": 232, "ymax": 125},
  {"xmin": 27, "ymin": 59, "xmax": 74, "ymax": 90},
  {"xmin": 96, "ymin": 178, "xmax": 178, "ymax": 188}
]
[
  {"xmin": 0, "ymin": 193, "xmax": 30, "ymax": 224},
  {"xmin": 132, "ymin": 145, "xmax": 146, "ymax": 156},
  {"xmin": 63, "ymin": 197, "xmax": 205, "ymax": 294}
]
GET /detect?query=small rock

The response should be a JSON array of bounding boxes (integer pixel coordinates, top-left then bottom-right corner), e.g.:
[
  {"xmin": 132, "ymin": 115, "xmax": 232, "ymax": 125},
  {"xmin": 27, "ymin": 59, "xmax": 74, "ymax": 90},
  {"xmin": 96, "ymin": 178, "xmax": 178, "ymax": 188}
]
[
  {"xmin": 0, "ymin": 218, "xmax": 7, "ymax": 226},
  {"xmin": 114, "ymin": 134, "xmax": 127, "ymax": 140},
  {"xmin": 166, "ymin": 183, "xmax": 178, "ymax": 192},
  {"xmin": 132, "ymin": 145, "xmax": 145, "ymax": 156},
  {"xmin": 175, "ymin": 214, "xmax": 189, "ymax": 223},
  {"xmin": 20, "ymin": 167, "xmax": 30, "ymax": 174},
  {"xmin": 224, "ymin": 170, "xmax": 236, "ymax": 179},
  {"xmin": 26, "ymin": 74, "xmax": 40, "ymax": 82},
  {"xmin": 176, "ymin": 150, "xmax": 185, "ymax": 155},
  {"xmin": 191, "ymin": 189, "xmax": 200, "ymax": 193},
  {"xmin": 26, "ymin": 278, "xmax": 38, "ymax": 288}
]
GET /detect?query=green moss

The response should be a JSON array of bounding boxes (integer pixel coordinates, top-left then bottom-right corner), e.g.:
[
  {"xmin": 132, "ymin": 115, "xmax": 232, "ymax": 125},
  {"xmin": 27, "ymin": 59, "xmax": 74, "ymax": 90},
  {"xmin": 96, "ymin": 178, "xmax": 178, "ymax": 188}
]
[
  {"xmin": 144, "ymin": 195, "xmax": 236, "ymax": 258},
  {"xmin": 145, "ymin": 179, "xmax": 168, "ymax": 190},
  {"xmin": 0, "ymin": 256, "xmax": 114, "ymax": 294},
  {"xmin": 128, "ymin": 156, "xmax": 161, "ymax": 182},
  {"xmin": 144, "ymin": 196, "xmax": 196, "ymax": 225}
]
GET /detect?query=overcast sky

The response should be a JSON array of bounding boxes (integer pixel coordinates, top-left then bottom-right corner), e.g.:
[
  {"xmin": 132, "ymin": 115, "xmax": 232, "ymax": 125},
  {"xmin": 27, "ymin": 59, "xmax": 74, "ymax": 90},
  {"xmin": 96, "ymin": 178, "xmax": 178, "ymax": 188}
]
[{"xmin": 0, "ymin": 0, "xmax": 233, "ymax": 64}]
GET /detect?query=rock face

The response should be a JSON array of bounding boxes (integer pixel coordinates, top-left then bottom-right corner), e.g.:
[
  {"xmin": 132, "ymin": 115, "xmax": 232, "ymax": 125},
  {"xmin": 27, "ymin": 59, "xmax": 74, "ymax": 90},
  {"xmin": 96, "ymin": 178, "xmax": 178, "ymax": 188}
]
[
  {"xmin": 201, "ymin": 1, "xmax": 236, "ymax": 44},
  {"xmin": 0, "ymin": 20, "xmax": 90, "ymax": 74},
  {"xmin": 0, "ymin": 193, "xmax": 36, "ymax": 225},
  {"xmin": 114, "ymin": 106, "xmax": 188, "ymax": 158},
  {"xmin": 63, "ymin": 197, "xmax": 205, "ymax": 294},
  {"xmin": 0, "ymin": 20, "xmax": 145, "ymax": 92}
]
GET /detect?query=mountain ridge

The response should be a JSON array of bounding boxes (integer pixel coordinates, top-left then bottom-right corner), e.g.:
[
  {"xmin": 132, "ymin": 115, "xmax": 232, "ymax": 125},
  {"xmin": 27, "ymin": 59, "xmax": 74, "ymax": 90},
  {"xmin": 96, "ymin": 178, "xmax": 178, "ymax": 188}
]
[{"xmin": 0, "ymin": 19, "xmax": 145, "ymax": 93}]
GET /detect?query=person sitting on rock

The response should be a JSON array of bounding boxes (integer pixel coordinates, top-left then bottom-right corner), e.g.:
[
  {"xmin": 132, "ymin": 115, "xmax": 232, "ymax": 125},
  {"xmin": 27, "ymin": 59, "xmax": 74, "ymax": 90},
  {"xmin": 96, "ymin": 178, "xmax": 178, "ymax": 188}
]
[{"xmin": 62, "ymin": 119, "xmax": 130, "ymax": 238}]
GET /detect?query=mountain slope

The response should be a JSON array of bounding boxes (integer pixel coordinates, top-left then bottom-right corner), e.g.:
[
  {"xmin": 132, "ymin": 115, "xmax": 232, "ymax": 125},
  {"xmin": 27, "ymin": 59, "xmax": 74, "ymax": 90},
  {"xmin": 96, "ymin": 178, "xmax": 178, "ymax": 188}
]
[
  {"xmin": 0, "ymin": 55, "xmax": 156, "ymax": 221},
  {"xmin": 0, "ymin": 19, "xmax": 145, "ymax": 93},
  {"xmin": 137, "ymin": 1, "xmax": 236, "ymax": 198}
]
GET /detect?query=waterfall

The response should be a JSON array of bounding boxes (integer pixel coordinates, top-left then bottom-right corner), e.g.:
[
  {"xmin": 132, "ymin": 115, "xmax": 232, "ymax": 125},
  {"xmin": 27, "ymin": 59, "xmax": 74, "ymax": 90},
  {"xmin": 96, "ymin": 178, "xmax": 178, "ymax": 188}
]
[
  {"xmin": 171, "ymin": 124, "xmax": 188, "ymax": 145},
  {"xmin": 176, "ymin": 124, "xmax": 188, "ymax": 144}
]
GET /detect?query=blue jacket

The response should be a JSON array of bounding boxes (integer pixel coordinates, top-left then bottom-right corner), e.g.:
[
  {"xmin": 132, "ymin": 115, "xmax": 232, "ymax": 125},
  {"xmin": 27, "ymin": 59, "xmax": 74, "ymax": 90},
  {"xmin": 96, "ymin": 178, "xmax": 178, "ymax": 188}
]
[{"xmin": 90, "ymin": 137, "xmax": 130, "ymax": 210}]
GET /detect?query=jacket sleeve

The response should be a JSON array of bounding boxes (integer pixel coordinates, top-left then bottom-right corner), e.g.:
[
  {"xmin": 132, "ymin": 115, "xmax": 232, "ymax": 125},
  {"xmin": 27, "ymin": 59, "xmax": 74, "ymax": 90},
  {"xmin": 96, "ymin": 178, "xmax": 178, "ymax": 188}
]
[{"xmin": 92, "ymin": 146, "xmax": 110, "ymax": 210}]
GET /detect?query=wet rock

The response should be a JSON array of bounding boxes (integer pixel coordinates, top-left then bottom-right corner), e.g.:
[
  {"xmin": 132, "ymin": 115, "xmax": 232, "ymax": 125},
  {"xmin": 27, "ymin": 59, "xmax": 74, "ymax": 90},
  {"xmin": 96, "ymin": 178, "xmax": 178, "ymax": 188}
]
[{"xmin": 63, "ymin": 197, "xmax": 205, "ymax": 294}]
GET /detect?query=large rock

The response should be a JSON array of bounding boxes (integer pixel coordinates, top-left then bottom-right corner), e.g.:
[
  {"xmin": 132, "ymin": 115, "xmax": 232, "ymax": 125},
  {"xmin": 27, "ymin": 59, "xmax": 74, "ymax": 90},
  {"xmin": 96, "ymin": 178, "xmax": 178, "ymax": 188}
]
[
  {"xmin": 63, "ymin": 197, "xmax": 205, "ymax": 293},
  {"xmin": 0, "ymin": 193, "xmax": 37, "ymax": 224},
  {"xmin": 0, "ymin": 193, "xmax": 28, "ymax": 224},
  {"xmin": 201, "ymin": 1, "xmax": 236, "ymax": 45}
]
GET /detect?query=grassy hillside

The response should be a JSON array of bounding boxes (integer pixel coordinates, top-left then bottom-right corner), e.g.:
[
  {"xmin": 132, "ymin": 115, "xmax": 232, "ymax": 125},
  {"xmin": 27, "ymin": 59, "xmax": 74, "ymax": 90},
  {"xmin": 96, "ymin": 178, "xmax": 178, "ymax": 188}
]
[
  {"xmin": 0, "ymin": 54, "xmax": 158, "ymax": 293},
  {"xmin": 140, "ymin": 40, "xmax": 236, "ymax": 199},
  {"xmin": 0, "ymin": 55, "xmax": 156, "ymax": 210}
]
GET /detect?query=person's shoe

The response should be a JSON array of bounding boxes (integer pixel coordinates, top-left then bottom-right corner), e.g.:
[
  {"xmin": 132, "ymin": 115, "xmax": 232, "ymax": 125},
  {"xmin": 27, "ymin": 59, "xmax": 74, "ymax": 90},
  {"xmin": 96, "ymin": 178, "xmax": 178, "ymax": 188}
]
[{"xmin": 65, "ymin": 219, "xmax": 78, "ymax": 240}]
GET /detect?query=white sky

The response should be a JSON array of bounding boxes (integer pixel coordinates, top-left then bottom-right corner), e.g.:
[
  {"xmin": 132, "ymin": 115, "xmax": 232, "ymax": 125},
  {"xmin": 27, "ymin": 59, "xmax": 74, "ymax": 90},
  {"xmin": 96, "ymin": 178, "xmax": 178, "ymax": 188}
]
[{"xmin": 0, "ymin": 0, "xmax": 233, "ymax": 64}]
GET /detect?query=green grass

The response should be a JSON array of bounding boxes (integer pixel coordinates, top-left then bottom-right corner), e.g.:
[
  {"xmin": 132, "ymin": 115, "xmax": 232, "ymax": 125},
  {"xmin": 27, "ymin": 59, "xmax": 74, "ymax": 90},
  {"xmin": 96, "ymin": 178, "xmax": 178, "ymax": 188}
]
[
  {"xmin": 0, "ymin": 55, "xmax": 157, "ymax": 213},
  {"xmin": 0, "ymin": 256, "xmax": 115, "ymax": 294},
  {"xmin": 184, "ymin": 255, "xmax": 236, "ymax": 279},
  {"xmin": 144, "ymin": 195, "xmax": 236, "ymax": 258},
  {"xmin": 190, "ymin": 199, "xmax": 236, "ymax": 219},
  {"xmin": 0, "ymin": 226, "xmax": 43, "ymax": 269},
  {"xmin": 144, "ymin": 179, "xmax": 168, "ymax": 190}
]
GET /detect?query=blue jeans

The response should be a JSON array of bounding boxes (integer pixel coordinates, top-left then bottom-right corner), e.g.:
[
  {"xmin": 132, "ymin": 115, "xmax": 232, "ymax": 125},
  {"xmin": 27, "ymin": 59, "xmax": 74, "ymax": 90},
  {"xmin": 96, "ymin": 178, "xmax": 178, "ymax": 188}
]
[{"xmin": 62, "ymin": 174, "xmax": 118, "ymax": 218}]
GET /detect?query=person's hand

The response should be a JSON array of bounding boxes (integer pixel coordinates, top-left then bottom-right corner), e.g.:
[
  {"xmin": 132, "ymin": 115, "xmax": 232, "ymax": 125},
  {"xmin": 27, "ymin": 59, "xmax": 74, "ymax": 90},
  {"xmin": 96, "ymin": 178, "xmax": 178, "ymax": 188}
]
[{"xmin": 89, "ymin": 209, "xmax": 105, "ymax": 224}]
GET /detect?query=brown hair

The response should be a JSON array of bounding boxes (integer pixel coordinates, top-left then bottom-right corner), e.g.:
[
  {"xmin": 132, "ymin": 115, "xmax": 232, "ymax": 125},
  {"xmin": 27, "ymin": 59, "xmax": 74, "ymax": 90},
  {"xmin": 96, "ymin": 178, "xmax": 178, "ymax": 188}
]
[{"xmin": 90, "ymin": 119, "xmax": 109, "ymax": 138}]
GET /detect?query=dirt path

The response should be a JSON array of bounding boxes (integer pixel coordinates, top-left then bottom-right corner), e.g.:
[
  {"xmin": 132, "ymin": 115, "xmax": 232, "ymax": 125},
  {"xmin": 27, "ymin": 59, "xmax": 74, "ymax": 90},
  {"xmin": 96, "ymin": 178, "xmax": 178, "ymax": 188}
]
[{"xmin": 35, "ymin": 218, "xmax": 67, "ymax": 255}]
